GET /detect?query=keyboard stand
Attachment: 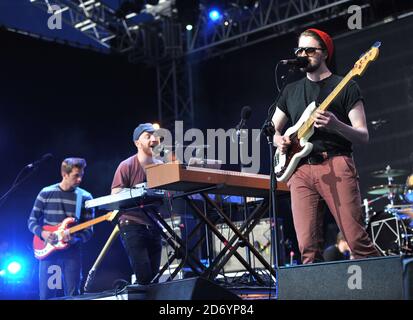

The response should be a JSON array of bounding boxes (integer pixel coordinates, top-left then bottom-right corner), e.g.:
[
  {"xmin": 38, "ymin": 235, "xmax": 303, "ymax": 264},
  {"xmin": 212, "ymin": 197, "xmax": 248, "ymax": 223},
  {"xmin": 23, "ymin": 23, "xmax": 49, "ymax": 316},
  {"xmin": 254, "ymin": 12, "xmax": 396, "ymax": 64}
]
[
  {"xmin": 84, "ymin": 224, "xmax": 120, "ymax": 292},
  {"xmin": 165, "ymin": 185, "xmax": 276, "ymax": 285}
]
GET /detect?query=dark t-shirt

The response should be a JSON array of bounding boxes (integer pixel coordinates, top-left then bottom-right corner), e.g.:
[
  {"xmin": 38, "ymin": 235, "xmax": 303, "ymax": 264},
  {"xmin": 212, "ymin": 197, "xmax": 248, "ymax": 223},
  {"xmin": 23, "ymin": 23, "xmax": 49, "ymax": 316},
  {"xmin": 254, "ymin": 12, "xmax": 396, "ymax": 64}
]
[
  {"xmin": 111, "ymin": 155, "xmax": 161, "ymax": 226},
  {"xmin": 277, "ymin": 74, "xmax": 364, "ymax": 154},
  {"xmin": 112, "ymin": 155, "xmax": 147, "ymax": 190}
]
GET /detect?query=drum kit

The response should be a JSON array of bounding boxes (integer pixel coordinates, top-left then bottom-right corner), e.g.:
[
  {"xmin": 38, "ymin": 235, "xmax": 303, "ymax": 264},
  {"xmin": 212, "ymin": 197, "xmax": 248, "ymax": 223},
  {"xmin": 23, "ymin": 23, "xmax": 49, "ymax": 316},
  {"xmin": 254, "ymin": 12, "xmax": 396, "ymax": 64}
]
[{"xmin": 363, "ymin": 165, "xmax": 413, "ymax": 256}]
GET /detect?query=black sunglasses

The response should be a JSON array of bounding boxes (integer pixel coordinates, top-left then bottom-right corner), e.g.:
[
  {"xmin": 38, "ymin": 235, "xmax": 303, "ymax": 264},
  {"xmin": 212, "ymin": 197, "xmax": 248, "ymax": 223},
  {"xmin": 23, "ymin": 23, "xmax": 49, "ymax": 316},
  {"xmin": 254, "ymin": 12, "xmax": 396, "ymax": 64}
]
[{"xmin": 294, "ymin": 47, "xmax": 325, "ymax": 56}]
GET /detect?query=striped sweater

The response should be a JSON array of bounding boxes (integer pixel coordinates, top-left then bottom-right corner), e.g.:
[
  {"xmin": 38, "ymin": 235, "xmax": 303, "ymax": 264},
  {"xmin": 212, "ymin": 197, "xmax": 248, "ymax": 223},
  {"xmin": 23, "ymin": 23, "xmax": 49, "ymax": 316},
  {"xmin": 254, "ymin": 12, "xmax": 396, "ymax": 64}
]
[{"xmin": 27, "ymin": 183, "xmax": 95, "ymax": 243}]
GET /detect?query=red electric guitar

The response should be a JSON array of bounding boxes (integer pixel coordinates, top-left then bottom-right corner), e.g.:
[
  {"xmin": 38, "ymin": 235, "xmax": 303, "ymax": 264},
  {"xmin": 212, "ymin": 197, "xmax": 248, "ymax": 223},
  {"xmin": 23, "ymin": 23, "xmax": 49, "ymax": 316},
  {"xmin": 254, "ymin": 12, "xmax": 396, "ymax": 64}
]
[{"xmin": 33, "ymin": 210, "xmax": 118, "ymax": 260}]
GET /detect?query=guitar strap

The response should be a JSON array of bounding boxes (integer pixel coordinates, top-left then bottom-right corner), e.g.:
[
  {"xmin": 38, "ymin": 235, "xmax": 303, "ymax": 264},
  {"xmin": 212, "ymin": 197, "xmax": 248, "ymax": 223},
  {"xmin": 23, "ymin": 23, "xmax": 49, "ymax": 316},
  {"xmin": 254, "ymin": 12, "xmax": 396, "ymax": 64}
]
[{"xmin": 75, "ymin": 188, "xmax": 83, "ymax": 221}]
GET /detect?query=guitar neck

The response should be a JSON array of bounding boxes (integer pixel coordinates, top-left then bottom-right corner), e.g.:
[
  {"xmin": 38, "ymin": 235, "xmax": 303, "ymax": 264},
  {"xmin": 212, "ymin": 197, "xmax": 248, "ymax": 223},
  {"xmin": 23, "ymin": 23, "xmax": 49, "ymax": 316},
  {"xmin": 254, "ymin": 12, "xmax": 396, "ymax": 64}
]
[
  {"xmin": 297, "ymin": 71, "xmax": 354, "ymax": 139},
  {"xmin": 68, "ymin": 213, "xmax": 110, "ymax": 234}
]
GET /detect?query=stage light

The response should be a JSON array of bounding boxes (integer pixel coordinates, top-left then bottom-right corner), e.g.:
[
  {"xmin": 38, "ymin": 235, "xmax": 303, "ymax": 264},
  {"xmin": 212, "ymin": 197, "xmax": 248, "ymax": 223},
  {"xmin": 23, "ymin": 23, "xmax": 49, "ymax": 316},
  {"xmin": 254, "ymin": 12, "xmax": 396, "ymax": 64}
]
[
  {"xmin": 186, "ymin": 24, "xmax": 193, "ymax": 31},
  {"xmin": 2, "ymin": 256, "xmax": 26, "ymax": 279},
  {"xmin": 152, "ymin": 123, "xmax": 160, "ymax": 130},
  {"xmin": 7, "ymin": 261, "xmax": 22, "ymax": 275},
  {"xmin": 208, "ymin": 9, "xmax": 222, "ymax": 22},
  {"xmin": 0, "ymin": 270, "xmax": 5, "ymax": 277}
]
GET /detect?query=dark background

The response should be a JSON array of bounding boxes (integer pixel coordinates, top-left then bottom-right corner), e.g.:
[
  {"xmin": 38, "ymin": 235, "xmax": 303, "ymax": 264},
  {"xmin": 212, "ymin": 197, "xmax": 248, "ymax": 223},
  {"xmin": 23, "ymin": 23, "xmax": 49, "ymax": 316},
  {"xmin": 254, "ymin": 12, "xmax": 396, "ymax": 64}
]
[{"xmin": 0, "ymin": 13, "xmax": 412, "ymax": 298}]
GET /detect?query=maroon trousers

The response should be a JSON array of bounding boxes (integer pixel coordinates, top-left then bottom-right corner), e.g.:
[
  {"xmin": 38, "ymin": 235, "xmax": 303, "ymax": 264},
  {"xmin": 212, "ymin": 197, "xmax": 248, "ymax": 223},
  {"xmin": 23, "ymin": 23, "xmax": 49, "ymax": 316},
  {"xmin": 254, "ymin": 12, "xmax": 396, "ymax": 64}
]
[{"xmin": 287, "ymin": 155, "xmax": 380, "ymax": 264}]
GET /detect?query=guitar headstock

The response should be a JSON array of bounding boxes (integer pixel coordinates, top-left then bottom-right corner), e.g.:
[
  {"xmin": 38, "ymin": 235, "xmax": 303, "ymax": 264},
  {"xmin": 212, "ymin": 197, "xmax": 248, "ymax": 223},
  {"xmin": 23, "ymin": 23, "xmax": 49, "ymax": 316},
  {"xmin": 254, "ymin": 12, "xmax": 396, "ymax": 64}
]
[
  {"xmin": 106, "ymin": 210, "xmax": 119, "ymax": 222},
  {"xmin": 352, "ymin": 41, "xmax": 381, "ymax": 77}
]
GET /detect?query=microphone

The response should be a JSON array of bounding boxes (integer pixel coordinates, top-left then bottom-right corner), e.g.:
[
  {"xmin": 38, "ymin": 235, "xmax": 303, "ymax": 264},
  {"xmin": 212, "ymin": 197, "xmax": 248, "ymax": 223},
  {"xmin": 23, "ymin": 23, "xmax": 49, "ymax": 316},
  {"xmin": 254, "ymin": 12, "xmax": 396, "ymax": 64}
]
[
  {"xmin": 235, "ymin": 106, "xmax": 252, "ymax": 133},
  {"xmin": 26, "ymin": 153, "xmax": 53, "ymax": 169},
  {"xmin": 280, "ymin": 56, "xmax": 309, "ymax": 68}
]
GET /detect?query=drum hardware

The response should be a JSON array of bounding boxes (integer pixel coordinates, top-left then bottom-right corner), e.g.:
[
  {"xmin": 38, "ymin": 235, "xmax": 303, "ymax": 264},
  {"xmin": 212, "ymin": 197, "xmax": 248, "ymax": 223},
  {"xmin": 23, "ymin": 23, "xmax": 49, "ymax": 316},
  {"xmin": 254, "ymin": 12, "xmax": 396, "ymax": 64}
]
[
  {"xmin": 370, "ymin": 166, "xmax": 408, "ymax": 179},
  {"xmin": 367, "ymin": 211, "xmax": 412, "ymax": 256},
  {"xmin": 369, "ymin": 165, "xmax": 408, "ymax": 206},
  {"xmin": 405, "ymin": 173, "xmax": 413, "ymax": 204},
  {"xmin": 386, "ymin": 204, "xmax": 413, "ymax": 220},
  {"xmin": 362, "ymin": 194, "xmax": 388, "ymax": 227},
  {"xmin": 364, "ymin": 166, "xmax": 413, "ymax": 256}
]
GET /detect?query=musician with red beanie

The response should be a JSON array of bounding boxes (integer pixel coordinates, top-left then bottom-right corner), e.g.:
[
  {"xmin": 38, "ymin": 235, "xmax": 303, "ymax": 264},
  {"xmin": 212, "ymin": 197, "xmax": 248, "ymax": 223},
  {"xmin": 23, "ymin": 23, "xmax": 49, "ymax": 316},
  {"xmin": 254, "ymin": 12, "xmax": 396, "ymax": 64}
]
[{"xmin": 272, "ymin": 28, "xmax": 380, "ymax": 263}]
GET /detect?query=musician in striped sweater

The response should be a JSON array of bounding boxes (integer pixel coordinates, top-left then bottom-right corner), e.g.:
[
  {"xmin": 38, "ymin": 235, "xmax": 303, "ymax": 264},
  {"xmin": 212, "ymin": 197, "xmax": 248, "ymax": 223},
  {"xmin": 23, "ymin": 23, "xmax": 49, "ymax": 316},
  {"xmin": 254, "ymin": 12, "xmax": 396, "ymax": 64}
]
[{"xmin": 28, "ymin": 157, "xmax": 94, "ymax": 300}]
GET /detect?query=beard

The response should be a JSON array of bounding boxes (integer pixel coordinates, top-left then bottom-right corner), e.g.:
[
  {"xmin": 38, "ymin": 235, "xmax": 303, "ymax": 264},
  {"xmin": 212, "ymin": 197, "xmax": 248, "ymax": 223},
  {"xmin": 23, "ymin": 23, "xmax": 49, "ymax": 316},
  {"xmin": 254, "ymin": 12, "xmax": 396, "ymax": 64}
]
[
  {"xmin": 301, "ymin": 59, "xmax": 322, "ymax": 73},
  {"xmin": 143, "ymin": 143, "xmax": 159, "ymax": 157}
]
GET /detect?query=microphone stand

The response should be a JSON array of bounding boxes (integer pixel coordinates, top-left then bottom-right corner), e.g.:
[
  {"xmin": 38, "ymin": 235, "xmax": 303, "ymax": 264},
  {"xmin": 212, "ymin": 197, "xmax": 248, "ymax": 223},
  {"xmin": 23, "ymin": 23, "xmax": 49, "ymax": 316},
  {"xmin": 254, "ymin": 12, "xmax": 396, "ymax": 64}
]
[
  {"xmin": 0, "ymin": 165, "xmax": 40, "ymax": 208},
  {"xmin": 237, "ymin": 126, "xmax": 255, "ymax": 284},
  {"xmin": 258, "ymin": 65, "xmax": 297, "ymax": 296}
]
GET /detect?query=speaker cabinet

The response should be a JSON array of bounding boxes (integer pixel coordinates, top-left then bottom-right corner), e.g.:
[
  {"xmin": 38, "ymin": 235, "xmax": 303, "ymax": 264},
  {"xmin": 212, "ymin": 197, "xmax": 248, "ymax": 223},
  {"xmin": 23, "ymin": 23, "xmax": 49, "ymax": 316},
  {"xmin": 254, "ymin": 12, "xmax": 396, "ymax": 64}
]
[
  {"xmin": 278, "ymin": 256, "xmax": 413, "ymax": 300},
  {"xmin": 145, "ymin": 277, "xmax": 241, "ymax": 300}
]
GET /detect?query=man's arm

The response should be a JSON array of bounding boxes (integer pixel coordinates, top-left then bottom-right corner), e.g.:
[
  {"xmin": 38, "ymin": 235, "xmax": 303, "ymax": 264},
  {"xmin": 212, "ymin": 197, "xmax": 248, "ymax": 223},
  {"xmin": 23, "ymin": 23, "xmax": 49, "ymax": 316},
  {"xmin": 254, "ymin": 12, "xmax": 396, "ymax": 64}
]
[
  {"xmin": 27, "ymin": 192, "xmax": 45, "ymax": 238},
  {"xmin": 272, "ymin": 107, "xmax": 291, "ymax": 154},
  {"xmin": 28, "ymin": 191, "xmax": 57, "ymax": 244},
  {"xmin": 111, "ymin": 161, "xmax": 128, "ymax": 195},
  {"xmin": 313, "ymin": 101, "xmax": 369, "ymax": 144}
]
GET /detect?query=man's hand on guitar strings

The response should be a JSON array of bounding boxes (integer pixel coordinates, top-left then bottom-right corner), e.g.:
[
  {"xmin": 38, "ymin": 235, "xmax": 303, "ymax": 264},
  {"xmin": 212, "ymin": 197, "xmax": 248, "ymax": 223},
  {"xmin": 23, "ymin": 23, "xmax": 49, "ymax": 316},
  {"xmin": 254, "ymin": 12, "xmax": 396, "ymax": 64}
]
[
  {"xmin": 41, "ymin": 231, "xmax": 58, "ymax": 245},
  {"xmin": 62, "ymin": 230, "xmax": 72, "ymax": 243},
  {"xmin": 274, "ymin": 135, "xmax": 291, "ymax": 154}
]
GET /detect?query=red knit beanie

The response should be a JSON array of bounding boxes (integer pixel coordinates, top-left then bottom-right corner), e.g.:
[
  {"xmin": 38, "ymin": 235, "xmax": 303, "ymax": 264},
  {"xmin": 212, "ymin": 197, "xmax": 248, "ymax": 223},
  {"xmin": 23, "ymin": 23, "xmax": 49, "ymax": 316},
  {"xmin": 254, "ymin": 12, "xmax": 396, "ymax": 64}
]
[{"xmin": 306, "ymin": 28, "xmax": 334, "ymax": 64}]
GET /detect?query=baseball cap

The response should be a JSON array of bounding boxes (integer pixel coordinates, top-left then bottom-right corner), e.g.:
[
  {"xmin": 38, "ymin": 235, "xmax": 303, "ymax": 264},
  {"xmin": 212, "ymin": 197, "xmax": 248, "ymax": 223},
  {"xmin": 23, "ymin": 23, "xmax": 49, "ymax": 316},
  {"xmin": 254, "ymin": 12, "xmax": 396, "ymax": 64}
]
[{"xmin": 132, "ymin": 123, "xmax": 156, "ymax": 141}]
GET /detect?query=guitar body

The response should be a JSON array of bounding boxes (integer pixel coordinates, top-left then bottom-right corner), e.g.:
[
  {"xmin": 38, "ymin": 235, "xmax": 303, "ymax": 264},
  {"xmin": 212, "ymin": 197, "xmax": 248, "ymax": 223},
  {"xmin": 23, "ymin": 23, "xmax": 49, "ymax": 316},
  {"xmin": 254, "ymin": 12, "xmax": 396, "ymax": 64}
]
[
  {"xmin": 33, "ymin": 217, "xmax": 75, "ymax": 260},
  {"xmin": 32, "ymin": 210, "xmax": 118, "ymax": 260},
  {"xmin": 274, "ymin": 101, "xmax": 317, "ymax": 182}
]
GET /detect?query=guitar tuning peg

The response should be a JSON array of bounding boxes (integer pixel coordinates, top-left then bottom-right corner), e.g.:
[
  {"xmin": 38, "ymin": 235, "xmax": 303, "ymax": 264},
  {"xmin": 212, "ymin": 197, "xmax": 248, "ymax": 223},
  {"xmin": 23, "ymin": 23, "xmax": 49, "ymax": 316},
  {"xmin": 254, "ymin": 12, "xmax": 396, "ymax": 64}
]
[{"xmin": 373, "ymin": 41, "xmax": 382, "ymax": 48}]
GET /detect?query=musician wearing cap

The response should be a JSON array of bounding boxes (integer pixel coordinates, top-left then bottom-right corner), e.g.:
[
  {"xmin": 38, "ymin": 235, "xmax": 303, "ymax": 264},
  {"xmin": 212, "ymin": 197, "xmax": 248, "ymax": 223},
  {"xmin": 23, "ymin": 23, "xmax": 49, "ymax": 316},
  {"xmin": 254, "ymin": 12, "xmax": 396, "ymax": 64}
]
[
  {"xmin": 272, "ymin": 28, "xmax": 380, "ymax": 263},
  {"xmin": 111, "ymin": 123, "xmax": 163, "ymax": 285}
]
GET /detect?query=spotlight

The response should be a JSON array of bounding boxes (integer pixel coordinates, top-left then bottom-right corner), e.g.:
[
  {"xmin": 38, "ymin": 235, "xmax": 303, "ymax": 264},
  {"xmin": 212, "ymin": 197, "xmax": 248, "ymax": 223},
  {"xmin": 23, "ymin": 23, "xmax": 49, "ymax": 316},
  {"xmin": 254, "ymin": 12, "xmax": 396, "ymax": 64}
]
[
  {"xmin": 208, "ymin": 9, "xmax": 222, "ymax": 22},
  {"xmin": 186, "ymin": 24, "xmax": 193, "ymax": 31},
  {"xmin": 7, "ymin": 262, "xmax": 22, "ymax": 275},
  {"xmin": 3, "ymin": 256, "xmax": 26, "ymax": 279},
  {"xmin": 152, "ymin": 123, "xmax": 160, "ymax": 130}
]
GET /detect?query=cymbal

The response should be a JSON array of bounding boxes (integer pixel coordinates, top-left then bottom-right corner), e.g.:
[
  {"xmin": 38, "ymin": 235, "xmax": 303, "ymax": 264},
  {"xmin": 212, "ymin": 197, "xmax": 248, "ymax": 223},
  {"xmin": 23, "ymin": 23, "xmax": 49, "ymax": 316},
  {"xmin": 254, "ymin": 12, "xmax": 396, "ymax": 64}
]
[
  {"xmin": 371, "ymin": 169, "xmax": 408, "ymax": 178},
  {"xmin": 367, "ymin": 184, "xmax": 405, "ymax": 195}
]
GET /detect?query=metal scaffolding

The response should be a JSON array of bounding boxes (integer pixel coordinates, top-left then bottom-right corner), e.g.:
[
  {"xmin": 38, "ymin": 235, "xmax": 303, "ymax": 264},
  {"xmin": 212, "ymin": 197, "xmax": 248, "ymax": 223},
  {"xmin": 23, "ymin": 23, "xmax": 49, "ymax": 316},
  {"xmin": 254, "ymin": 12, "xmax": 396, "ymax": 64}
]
[
  {"xmin": 30, "ymin": 0, "xmax": 139, "ymax": 51},
  {"xmin": 187, "ymin": 0, "xmax": 357, "ymax": 59},
  {"xmin": 156, "ymin": 59, "xmax": 194, "ymax": 130},
  {"xmin": 29, "ymin": 0, "xmax": 386, "ymax": 128}
]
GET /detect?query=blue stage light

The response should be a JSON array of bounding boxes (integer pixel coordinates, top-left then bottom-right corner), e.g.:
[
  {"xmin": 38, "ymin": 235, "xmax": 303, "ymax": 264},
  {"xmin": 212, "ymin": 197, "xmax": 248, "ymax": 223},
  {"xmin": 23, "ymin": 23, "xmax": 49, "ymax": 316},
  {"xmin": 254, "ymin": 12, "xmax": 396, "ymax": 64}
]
[
  {"xmin": 3, "ymin": 256, "xmax": 26, "ymax": 279},
  {"xmin": 208, "ymin": 9, "xmax": 222, "ymax": 22},
  {"xmin": 7, "ymin": 261, "xmax": 22, "ymax": 275}
]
